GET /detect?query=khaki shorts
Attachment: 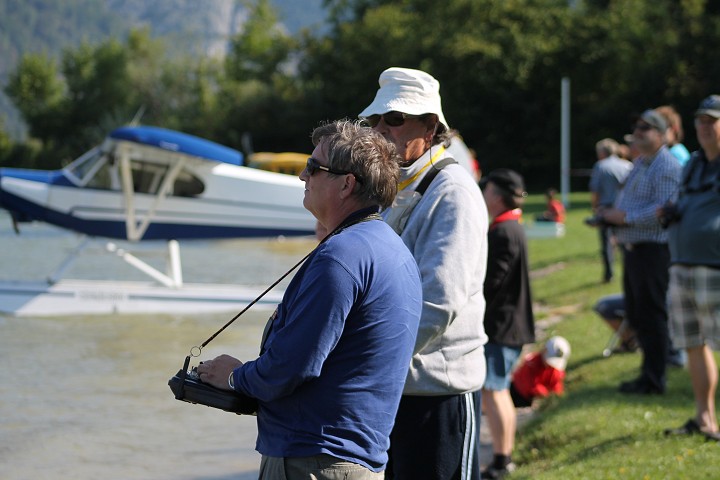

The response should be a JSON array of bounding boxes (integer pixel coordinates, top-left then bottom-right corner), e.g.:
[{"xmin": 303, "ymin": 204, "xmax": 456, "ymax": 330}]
[
  {"xmin": 259, "ymin": 454, "xmax": 383, "ymax": 480},
  {"xmin": 668, "ymin": 265, "xmax": 720, "ymax": 350}
]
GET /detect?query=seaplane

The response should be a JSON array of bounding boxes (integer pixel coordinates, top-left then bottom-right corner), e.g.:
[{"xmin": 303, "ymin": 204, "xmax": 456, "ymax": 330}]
[{"xmin": 0, "ymin": 125, "xmax": 318, "ymax": 316}]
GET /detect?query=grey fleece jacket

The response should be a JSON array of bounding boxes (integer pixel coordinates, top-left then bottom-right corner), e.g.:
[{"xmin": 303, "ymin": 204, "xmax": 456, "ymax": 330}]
[{"xmin": 382, "ymin": 146, "xmax": 489, "ymax": 395}]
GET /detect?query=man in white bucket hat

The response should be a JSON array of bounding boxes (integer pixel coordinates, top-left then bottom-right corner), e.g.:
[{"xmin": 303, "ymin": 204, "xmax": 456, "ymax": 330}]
[
  {"xmin": 360, "ymin": 68, "xmax": 450, "ymax": 164},
  {"xmin": 361, "ymin": 67, "xmax": 489, "ymax": 480}
]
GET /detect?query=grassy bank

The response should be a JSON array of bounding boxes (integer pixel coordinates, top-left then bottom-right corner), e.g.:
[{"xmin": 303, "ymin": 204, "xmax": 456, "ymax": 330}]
[{"xmin": 514, "ymin": 192, "xmax": 719, "ymax": 479}]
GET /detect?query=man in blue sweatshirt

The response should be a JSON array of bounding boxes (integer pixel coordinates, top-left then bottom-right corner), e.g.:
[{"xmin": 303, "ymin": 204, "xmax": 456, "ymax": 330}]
[{"xmin": 198, "ymin": 120, "xmax": 423, "ymax": 479}]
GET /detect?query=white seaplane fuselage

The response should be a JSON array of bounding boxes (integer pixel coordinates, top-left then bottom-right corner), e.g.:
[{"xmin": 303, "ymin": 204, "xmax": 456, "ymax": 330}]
[
  {"xmin": 0, "ymin": 126, "xmax": 315, "ymax": 240},
  {"xmin": 0, "ymin": 126, "xmax": 315, "ymax": 316}
]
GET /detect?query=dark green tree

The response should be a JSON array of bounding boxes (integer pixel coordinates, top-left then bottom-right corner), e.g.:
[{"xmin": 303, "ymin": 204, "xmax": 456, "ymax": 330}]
[
  {"xmin": 302, "ymin": 0, "xmax": 576, "ymax": 181},
  {"xmin": 59, "ymin": 38, "xmax": 134, "ymax": 151},
  {"xmin": 6, "ymin": 37, "xmax": 135, "ymax": 164},
  {"xmin": 5, "ymin": 0, "xmax": 720, "ymax": 186},
  {"xmin": 216, "ymin": 0, "xmax": 312, "ymax": 154},
  {"xmin": 304, "ymin": 0, "xmax": 720, "ymax": 188},
  {"xmin": 4, "ymin": 52, "xmax": 64, "ymax": 144},
  {"xmin": 5, "ymin": 28, "xmax": 225, "ymax": 167},
  {"xmin": 225, "ymin": 0, "xmax": 296, "ymax": 82},
  {"xmin": 0, "ymin": 118, "xmax": 12, "ymax": 165}
]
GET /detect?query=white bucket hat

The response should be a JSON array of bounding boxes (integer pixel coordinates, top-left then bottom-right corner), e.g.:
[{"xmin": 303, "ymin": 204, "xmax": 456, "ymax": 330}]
[
  {"xmin": 543, "ymin": 336, "xmax": 571, "ymax": 371},
  {"xmin": 359, "ymin": 67, "xmax": 449, "ymax": 131}
]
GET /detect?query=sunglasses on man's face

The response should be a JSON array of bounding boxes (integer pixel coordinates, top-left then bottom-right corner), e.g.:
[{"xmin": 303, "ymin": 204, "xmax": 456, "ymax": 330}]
[
  {"xmin": 305, "ymin": 157, "xmax": 362, "ymax": 183},
  {"xmin": 695, "ymin": 116, "xmax": 719, "ymax": 127},
  {"xmin": 365, "ymin": 111, "xmax": 421, "ymax": 128},
  {"xmin": 632, "ymin": 123, "xmax": 654, "ymax": 132}
]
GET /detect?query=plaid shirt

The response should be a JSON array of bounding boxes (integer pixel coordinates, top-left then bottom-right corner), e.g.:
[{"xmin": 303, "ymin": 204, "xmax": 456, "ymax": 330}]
[{"xmin": 614, "ymin": 145, "xmax": 682, "ymax": 245}]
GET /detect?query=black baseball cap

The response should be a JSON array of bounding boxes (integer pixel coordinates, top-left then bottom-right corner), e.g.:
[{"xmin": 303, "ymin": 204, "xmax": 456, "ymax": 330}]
[{"xmin": 484, "ymin": 168, "xmax": 527, "ymax": 198}]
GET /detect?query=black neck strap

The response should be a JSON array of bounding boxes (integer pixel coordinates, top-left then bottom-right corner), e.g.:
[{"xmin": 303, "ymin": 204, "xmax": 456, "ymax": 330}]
[
  {"xmin": 415, "ymin": 158, "xmax": 457, "ymax": 195},
  {"xmin": 320, "ymin": 206, "xmax": 382, "ymax": 241}
]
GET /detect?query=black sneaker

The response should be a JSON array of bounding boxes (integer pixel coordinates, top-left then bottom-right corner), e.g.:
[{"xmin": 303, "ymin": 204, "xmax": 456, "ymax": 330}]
[
  {"xmin": 619, "ymin": 378, "xmax": 665, "ymax": 395},
  {"xmin": 481, "ymin": 462, "xmax": 516, "ymax": 479}
]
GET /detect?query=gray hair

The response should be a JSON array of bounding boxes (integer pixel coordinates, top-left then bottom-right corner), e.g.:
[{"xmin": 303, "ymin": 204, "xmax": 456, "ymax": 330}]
[
  {"xmin": 312, "ymin": 119, "xmax": 400, "ymax": 208},
  {"xmin": 595, "ymin": 138, "xmax": 619, "ymax": 157}
]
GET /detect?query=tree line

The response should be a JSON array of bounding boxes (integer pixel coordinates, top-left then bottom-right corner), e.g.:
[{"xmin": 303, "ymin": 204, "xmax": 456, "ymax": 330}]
[{"xmin": 2, "ymin": 0, "xmax": 719, "ymax": 190}]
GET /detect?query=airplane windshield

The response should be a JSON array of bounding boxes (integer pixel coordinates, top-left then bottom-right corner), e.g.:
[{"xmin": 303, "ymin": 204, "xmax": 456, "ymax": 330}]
[
  {"xmin": 66, "ymin": 147, "xmax": 115, "ymax": 188},
  {"xmin": 66, "ymin": 144, "xmax": 205, "ymax": 196}
]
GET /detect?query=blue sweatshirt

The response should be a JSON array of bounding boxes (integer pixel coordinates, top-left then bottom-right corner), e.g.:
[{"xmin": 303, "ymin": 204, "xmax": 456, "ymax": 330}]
[{"xmin": 234, "ymin": 218, "xmax": 422, "ymax": 471}]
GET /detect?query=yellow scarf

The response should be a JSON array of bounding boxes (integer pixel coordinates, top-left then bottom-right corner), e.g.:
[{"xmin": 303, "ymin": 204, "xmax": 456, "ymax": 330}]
[{"xmin": 398, "ymin": 146, "xmax": 447, "ymax": 191}]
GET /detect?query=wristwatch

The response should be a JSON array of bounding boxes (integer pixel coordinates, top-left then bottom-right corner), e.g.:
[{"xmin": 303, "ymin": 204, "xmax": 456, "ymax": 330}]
[{"xmin": 228, "ymin": 371, "xmax": 235, "ymax": 390}]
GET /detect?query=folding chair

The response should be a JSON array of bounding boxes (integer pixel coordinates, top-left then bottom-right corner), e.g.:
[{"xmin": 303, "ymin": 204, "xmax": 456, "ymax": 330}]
[
  {"xmin": 593, "ymin": 293, "xmax": 630, "ymax": 357},
  {"xmin": 603, "ymin": 318, "xmax": 631, "ymax": 357}
]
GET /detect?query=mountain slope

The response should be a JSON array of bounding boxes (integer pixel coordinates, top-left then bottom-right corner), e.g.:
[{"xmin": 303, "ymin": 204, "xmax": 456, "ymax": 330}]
[{"xmin": 0, "ymin": 0, "xmax": 325, "ymax": 138}]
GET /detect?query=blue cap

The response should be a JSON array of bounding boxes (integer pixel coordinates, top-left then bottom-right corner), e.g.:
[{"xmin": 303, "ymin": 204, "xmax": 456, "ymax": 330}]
[{"xmin": 695, "ymin": 95, "xmax": 720, "ymax": 119}]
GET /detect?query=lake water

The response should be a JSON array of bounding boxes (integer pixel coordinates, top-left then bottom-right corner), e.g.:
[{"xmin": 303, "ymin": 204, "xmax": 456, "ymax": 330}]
[
  {"xmin": 0, "ymin": 213, "xmax": 318, "ymax": 480},
  {"xmin": 0, "ymin": 214, "xmax": 500, "ymax": 479}
]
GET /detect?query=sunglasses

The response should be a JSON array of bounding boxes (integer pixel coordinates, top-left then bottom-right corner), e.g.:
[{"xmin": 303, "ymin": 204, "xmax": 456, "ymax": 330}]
[
  {"xmin": 305, "ymin": 157, "xmax": 362, "ymax": 183},
  {"xmin": 364, "ymin": 111, "xmax": 421, "ymax": 128},
  {"xmin": 632, "ymin": 123, "xmax": 654, "ymax": 132},
  {"xmin": 695, "ymin": 116, "xmax": 719, "ymax": 126}
]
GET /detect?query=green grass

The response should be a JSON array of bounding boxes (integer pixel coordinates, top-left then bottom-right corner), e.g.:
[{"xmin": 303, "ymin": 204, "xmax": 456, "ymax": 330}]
[{"xmin": 513, "ymin": 192, "xmax": 720, "ymax": 480}]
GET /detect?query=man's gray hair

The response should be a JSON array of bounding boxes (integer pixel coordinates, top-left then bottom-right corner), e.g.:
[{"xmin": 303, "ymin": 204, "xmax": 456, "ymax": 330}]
[
  {"xmin": 312, "ymin": 120, "xmax": 400, "ymax": 208},
  {"xmin": 595, "ymin": 138, "xmax": 619, "ymax": 157}
]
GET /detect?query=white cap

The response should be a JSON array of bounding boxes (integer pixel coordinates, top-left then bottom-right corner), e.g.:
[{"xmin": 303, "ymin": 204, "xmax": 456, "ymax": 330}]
[
  {"xmin": 359, "ymin": 67, "xmax": 449, "ymax": 131},
  {"xmin": 543, "ymin": 336, "xmax": 571, "ymax": 371}
]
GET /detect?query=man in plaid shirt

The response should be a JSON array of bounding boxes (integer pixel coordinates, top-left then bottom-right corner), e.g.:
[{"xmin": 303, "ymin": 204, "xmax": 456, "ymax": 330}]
[{"xmin": 600, "ymin": 109, "xmax": 682, "ymax": 395}]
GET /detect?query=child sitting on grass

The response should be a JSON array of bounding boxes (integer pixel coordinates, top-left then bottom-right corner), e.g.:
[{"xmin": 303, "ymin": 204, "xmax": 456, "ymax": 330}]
[
  {"xmin": 510, "ymin": 336, "xmax": 570, "ymax": 407},
  {"xmin": 535, "ymin": 188, "xmax": 566, "ymax": 223}
]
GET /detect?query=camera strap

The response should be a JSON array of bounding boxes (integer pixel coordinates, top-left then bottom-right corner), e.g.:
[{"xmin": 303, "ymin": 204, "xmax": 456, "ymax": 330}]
[{"xmin": 188, "ymin": 207, "xmax": 382, "ymax": 358}]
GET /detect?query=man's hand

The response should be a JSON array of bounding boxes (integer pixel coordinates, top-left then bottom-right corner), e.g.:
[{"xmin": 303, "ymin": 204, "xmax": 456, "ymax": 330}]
[
  {"xmin": 600, "ymin": 208, "xmax": 627, "ymax": 226},
  {"xmin": 195, "ymin": 354, "xmax": 243, "ymax": 390}
]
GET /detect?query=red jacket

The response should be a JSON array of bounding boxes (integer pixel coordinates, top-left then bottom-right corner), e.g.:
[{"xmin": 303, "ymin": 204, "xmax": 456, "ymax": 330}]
[
  {"xmin": 546, "ymin": 199, "xmax": 566, "ymax": 223},
  {"xmin": 511, "ymin": 352, "xmax": 565, "ymax": 400}
]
